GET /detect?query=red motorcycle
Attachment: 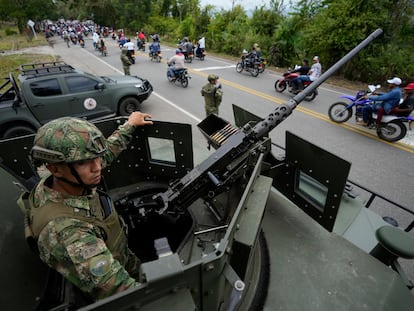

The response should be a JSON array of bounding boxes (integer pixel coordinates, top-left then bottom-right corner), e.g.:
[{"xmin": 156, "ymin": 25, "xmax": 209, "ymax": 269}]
[{"xmin": 274, "ymin": 67, "xmax": 318, "ymax": 101}]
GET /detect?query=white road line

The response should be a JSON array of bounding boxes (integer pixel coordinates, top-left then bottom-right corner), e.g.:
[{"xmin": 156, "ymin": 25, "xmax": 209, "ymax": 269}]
[{"xmin": 193, "ymin": 65, "xmax": 236, "ymax": 71}]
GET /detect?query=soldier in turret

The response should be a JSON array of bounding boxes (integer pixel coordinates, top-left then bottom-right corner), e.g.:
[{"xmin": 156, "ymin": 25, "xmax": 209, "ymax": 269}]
[{"xmin": 19, "ymin": 112, "xmax": 152, "ymax": 301}]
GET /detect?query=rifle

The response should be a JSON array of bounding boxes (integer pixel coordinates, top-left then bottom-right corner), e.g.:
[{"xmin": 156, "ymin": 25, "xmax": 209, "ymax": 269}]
[{"xmin": 153, "ymin": 29, "xmax": 383, "ymax": 215}]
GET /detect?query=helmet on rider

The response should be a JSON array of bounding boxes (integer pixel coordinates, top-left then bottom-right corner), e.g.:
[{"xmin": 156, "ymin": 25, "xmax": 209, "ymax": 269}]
[
  {"xmin": 404, "ymin": 83, "xmax": 414, "ymax": 91},
  {"xmin": 31, "ymin": 117, "xmax": 107, "ymax": 165},
  {"xmin": 208, "ymin": 74, "xmax": 219, "ymax": 82},
  {"xmin": 176, "ymin": 49, "xmax": 182, "ymax": 55}
]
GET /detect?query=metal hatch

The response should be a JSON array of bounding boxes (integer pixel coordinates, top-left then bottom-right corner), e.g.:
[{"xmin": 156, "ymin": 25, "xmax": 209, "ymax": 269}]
[{"xmin": 0, "ymin": 117, "xmax": 194, "ymax": 191}]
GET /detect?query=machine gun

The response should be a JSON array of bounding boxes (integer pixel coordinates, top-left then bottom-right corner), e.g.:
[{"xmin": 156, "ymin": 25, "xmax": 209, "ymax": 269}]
[{"xmin": 153, "ymin": 29, "xmax": 383, "ymax": 216}]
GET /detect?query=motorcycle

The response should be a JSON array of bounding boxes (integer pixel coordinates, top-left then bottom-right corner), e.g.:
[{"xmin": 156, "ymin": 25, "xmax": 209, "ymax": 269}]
[
  {"xmin": 328, "ymin": 85, "xmax": 413, "ymax": 142},
  {"xmin": 138, "ymin": 39, "xmax": 146, "ymax": 52},
  {"xmin": 149, "ymin": 50, "xmax": 162, "ymax": 63},
  {"xmin": 167, "ymin": 64, "xmax": 190, "ymax": 88},
  {"xmin": 274, "ymin": 67, "xmax": 318, "ymax": 101},
  {"xmin": 236, "ymin": 55, "xmax": 260, "ymax": 77},
  {"xmin": 258, "ymin": 57, "xmax": 267, "ymax": 73},
  {"xmin": 182, "ymin": 50, "xmax": 194, "ymax": 63},
  {"xmin": 127, "ymin": 50, "xmax": 135, "ymax": 64},
  {"xmin": 194, "ymin": 46, "xmax": 205, "ymax": 60},
  {"xmin": 79, "ymin": 38, "xmax": 85, "ymax": 48}
]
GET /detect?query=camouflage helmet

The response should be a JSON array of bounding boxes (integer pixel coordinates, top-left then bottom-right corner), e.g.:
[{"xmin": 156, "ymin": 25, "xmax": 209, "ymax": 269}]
[
  {"xmin": 208, "ymin": 74, "xmax": 219, "ymax": 82},
  {"xmin": 31, "ymin": 117, "xmax": 107, "ymax": 164}
]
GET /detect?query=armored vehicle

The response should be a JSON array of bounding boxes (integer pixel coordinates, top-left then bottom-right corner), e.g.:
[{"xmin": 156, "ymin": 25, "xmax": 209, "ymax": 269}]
[
  {"xmin": 0, "ymin": 29, "xmax": 413, "ymax": 310},
  {"xmin": 0, "ymin": 62, "xmax": 153, "ymax": 139}
]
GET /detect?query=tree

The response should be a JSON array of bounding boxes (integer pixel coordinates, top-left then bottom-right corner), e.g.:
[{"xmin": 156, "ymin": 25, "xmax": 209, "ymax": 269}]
[{"xmin": 0, "ymin": 0, "xmax": 57, "ymax": 33}]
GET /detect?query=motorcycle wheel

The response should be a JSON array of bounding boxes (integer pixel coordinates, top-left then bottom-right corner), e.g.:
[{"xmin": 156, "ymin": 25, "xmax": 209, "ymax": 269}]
[
  {"xmin": 274, "ymin": 80, "xmax": 286, "ymax": 93},
  {"xmin": 376, "ymin": 121, "xmax": 407, "ymax": 142},
  {"xmin": 251, "ymin": 66, "xmax": 259, "ymax": 77},
  {"xmin": 181, "ymin": 77, "xmax": 189, "ymax": 88},
  {"xmin": 259, "ymin": 64, "xmax": 266, "ymax": 73},
  {"xmin": 328, "ymin": 102, "xmax": 352, "ymax": 123},
  {"xmin": 304, "ymin": 91, "xmax": 317, "ymax": 101},
  {"xmin": 236, "ymin": 62, "xmax": 243, "ymax": 73}
]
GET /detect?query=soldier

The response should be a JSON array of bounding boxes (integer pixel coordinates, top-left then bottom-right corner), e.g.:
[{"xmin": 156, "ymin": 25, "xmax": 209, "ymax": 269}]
[
  {"xmin": 120, "ymin": 47, "xmax": 132, "ymax": 75},
  {"xmin": 19, "ymin": 112, "xmax": 153, "ymax": 301},
  {"xmin": 201, "ymin": 74, "xmax": 223, "ymax": 117}
]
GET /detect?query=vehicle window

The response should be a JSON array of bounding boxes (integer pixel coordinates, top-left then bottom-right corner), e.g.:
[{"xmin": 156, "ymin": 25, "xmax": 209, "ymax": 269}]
[
  {"xmin": 295, "ymin": 170, "xmax": 328, "ymax": 212},
  {"xmin": 148, "ymin": 137, "xmax": 176, "ymax": 164},
  {"xmin": 30, "ymin": 79, "xmax": 62, "ymax": 97},
  {"xmin": 65, "ymin": 76, "xmax": 98, "ymax": 93}
]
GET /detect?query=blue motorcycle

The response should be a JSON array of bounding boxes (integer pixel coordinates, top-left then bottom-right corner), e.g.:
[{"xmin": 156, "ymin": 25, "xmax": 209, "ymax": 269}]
[{"xmin": 328, "ymin": 85, "xmax": 412, "ymax": 142}]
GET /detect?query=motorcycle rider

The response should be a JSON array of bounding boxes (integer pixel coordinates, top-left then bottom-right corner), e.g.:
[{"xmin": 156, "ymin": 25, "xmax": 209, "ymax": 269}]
[
  {"xmin": 375, "ymin": 82, "xmax": 414, "ymax": 128},
  {"xmin": 195, "ymin": 36, "xmax": 205, "ymax": 58},
  {"xmin": 123, "ymin": 39, "xmax": 135, "ymax": 63},
  {"xmin": 149, "ymin": 39, "xmax": 161, "ymax": 58},
  {"xmin": 167, "ymin": 49, "xmax": 185, "ymax": 80},
  {"xmin": 358, "ymin": 77, "xmax": 402, "ymax": 126},
  {"xmin": 180, "ymin": 37, "xmax": 193, "ymax": 60},
  {"xmin": 291, "ymin": 56, "xmax": 322, "ymax": 93},
  {"xmin": 253, "ymin": 43, "xmax": 261, "ymax": 58},
  {"xmin": 137, "ymin": 30, "xmax": 146, "ymax": 50},
  {"xmin": 288, "ymin": 59, "xmax": 310, "ymax": 91}
]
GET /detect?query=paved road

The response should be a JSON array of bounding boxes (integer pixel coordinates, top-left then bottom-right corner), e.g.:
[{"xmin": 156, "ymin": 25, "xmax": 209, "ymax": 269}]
[{"xmin": 44, "ymin": 37, "xmax": 413, "ymax": 228}]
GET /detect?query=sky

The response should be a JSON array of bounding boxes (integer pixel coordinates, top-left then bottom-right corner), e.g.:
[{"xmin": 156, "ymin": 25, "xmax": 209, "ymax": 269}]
[{"xmin": 199, "ymin": 0, "xmax": 272, "ymax": 11}]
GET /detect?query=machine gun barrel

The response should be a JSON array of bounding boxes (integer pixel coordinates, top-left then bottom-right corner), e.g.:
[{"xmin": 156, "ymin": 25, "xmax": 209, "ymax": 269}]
[
  {"xmin": 251, "ymin": 28, "xmax": 383, "ymax": 140},
  {"xmin": 155, "ymin": 29, "xmax": 383, "ymax": 213}
]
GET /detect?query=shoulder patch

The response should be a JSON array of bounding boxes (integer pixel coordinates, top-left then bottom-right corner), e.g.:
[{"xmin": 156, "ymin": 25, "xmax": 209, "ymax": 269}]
[{"xmin": 89, "ymin": 254, "xmax": 112, "ymax": 277}]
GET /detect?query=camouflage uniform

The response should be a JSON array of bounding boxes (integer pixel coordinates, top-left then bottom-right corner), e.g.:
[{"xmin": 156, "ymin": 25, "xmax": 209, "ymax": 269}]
[
  {"xmin": 120, "ymin": 48, "xmax": 132, "ymax": 75},
  {"xmin": 21, "ymin": 118, "xmax": 141, "ymax": 300},
  {"xmin": 201, "ymin": 74, "xmax": 223, "ymax": 117}
]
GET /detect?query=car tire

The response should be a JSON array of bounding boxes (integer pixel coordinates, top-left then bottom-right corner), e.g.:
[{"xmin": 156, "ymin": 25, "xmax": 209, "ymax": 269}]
[
  {"xmin": 3, "ymin": 125, "xmax": 36, "ymax": 139},
  {"xmin": 119, "ymin": 97, "xmax": 140, "ymax": 116}
]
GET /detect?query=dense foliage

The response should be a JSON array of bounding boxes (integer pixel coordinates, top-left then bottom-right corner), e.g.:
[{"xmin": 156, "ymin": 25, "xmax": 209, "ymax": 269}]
[{"xmin": 1, "ymin": 0, "xmax": 413, "ymax": 83}]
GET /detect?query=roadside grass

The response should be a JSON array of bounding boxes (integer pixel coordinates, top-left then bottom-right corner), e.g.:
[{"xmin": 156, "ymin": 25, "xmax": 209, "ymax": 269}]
[
  {"xmin": 0, "ymin": 24, "xmax": 47, "ymax": 51},
  {"xmin": 0, "ymin": 54, "xmax": 56, "ymax": 79},
  {"xmin": 0, "ymin": 25, "xmax": 55, "ymax": 78}
]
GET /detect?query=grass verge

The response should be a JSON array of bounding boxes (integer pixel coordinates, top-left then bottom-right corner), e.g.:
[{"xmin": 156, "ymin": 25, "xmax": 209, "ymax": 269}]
[{"xmin": 0, "ymin": 54, "xmax": 56, "ymax": 78}]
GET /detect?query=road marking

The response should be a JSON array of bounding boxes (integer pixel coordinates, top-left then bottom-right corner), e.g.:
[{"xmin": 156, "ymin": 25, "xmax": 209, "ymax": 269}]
[
  {"xmin": 81, "ymin": 47, "xmax": 414, "ymax": 153},
  {"xmin": 193, "ymin": 65, "xmax": 236, "ymax": 71}
]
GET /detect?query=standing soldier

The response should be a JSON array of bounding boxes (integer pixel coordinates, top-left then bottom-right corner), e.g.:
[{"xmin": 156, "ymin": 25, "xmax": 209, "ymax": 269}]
[
  {"xmin": 120, "ymin": 48, "xmax": 132, "ymax": 75},
  {"xmin": 201, "ymin": 74, "xmax": 223, "ymax": 117}
]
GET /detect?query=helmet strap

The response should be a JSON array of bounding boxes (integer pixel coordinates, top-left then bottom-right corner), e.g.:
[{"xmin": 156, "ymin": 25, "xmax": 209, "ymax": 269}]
[{"xmin": 55, "ymin": 163, "xmax": 100, "ymax": 195}]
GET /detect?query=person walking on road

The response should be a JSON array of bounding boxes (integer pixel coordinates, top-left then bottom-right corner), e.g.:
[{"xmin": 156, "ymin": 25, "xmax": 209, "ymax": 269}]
[
  {"xmin": 201, "ymin": 74, "xmax": 223, "ymax": 117},
  {"xmin": 120, "ymin": 48, "xmax": 132, "ymax": 75}
]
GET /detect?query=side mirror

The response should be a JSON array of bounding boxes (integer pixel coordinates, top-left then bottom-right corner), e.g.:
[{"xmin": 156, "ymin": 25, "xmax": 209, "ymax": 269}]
[{"xmin": 95, "ymin": 83, "xmax": 105, "ymax": 90}]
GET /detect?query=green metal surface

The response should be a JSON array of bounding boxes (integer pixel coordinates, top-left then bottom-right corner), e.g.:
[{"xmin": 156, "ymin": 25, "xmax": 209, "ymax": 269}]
[{"xmin": 262, "ymin": 188, "xmax": 414, "ymax": 311}]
